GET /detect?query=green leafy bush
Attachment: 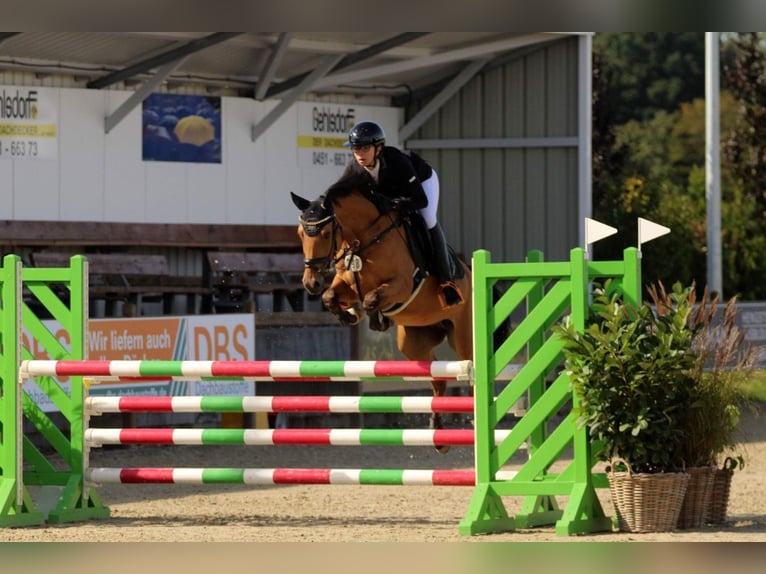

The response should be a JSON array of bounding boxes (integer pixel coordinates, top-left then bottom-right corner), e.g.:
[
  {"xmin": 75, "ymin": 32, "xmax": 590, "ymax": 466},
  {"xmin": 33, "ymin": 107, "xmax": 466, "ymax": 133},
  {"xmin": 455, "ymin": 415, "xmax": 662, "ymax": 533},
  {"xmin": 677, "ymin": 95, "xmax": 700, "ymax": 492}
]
[{"xmin": 554, "ymin": 281, "xmax": 699, "ymax": 473}]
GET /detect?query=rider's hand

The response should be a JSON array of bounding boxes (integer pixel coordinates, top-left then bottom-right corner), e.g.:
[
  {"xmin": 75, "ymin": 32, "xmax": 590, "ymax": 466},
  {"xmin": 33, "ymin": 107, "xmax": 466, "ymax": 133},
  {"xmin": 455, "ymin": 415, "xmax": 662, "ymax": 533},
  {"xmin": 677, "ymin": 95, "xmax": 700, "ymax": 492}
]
[{"xmin": 390, "ymin": 197, "xmax": 411, "ymax": 210}]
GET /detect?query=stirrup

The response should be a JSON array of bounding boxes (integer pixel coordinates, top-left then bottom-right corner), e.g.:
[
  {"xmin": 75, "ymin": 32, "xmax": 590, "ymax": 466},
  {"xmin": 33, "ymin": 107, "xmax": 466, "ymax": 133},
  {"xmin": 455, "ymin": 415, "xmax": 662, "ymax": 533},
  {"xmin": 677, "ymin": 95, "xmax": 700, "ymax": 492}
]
[{"xmin": 437, "ymin": 281, "xmax": 464, "ymax": 310}]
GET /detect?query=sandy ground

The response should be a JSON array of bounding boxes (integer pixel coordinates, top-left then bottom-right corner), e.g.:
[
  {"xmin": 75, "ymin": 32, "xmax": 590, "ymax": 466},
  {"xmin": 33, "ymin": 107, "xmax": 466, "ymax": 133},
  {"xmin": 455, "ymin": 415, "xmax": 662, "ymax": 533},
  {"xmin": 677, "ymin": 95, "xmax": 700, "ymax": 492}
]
[{"xmin": 2, "ymin": 408, "xmax": 764, "ymax": 544}]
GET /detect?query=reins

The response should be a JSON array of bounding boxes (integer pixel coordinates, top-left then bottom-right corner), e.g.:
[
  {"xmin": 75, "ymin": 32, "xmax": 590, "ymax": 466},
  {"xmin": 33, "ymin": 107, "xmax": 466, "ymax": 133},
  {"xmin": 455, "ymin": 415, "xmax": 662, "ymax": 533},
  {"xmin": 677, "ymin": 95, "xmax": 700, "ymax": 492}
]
[{"xmin": 300, "ymin": 190, "xmax": 419, "ymax": 311}]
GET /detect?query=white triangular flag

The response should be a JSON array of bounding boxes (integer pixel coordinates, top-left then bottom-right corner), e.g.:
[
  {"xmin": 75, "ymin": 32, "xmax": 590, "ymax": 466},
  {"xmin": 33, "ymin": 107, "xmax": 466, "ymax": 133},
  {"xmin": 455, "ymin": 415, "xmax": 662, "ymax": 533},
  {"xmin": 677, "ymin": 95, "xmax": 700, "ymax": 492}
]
[
  {"xmin": 584, "ymin": 218, "xmax": 618, "ymax": 246},
  {"xmin": 638, "ymin": 217, "xmax": 670, "ymax": 246}
]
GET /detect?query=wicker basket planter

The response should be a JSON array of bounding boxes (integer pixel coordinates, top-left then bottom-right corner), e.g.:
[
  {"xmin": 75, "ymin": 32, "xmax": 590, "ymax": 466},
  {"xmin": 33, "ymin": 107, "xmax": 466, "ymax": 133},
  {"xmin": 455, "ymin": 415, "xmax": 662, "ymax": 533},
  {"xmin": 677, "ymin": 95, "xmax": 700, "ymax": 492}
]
[
  {"xmin": 706, "ymin": 457, "xmax": 737, "ymax": 524},
  {"xmin": 677, "ymin": 465, "xmax": 716, "ymax": 529},
  {"xmin": 608, "ymin": 459, "xmax": 690, "ymax": 533}
]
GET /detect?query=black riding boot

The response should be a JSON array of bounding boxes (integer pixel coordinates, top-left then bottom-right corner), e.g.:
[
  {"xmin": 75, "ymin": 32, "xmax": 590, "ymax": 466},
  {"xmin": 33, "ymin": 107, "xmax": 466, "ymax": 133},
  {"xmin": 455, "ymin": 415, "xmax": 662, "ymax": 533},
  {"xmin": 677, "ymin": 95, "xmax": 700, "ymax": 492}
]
[{"xmin": 428, "ymin": 223, "xmax": 464, "ymax": 309}]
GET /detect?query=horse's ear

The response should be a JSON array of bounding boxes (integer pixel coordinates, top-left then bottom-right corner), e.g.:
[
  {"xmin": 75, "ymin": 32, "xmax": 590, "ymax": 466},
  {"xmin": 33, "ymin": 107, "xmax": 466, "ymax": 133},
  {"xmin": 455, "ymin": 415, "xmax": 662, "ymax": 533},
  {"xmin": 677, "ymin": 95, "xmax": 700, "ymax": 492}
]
[{"xmin": 290, "ymin": 191, "xmax": 311, "ymax": 211}]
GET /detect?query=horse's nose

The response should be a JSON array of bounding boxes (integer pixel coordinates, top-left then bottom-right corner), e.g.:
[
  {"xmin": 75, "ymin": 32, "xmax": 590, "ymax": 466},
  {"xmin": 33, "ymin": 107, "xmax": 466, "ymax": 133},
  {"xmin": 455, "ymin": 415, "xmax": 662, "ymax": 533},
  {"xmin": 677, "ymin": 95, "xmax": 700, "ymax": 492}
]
[{"xmin": 303, "ymin": 273, "xmax": 323, "ymax": 295}]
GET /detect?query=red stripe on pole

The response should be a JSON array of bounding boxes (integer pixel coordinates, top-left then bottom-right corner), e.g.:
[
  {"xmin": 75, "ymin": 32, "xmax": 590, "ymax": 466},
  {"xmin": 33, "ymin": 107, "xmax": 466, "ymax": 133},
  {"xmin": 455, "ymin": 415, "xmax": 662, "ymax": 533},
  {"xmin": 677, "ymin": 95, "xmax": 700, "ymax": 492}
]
[
  {"xmin": 433, "ymin": 429, "xmax": 475, "ymax": 446},
  {"xmin": 117, "ymin": 377, "xmax": 173, "ymax": 382},
  {"xmin": 119, "ymin": 428, "xmax": 175, "ymax": 444},
  {"xmin": 272, "ymin": 429, "xmax": 332, "ymax": 445},
  {"xmin": 210, "ymin": 361, "xmax": 272, "ymax": 377},
  {"xmin": 431, "ymin": 397, "xmax": 474, "ymax": 413},
  {"xmin": 270, "ymin": 378, "xmax": 333, "ymax": 382},
  {"xmin": 120, "ymin": 468, "xmax": 175, "ymax": 483},
  {"xmin": 118, "ymin": 397, "xmax": 175, "ymax": 412},
  {"xmin": 432, "ymin": 470, "xmax": 475, "ymax": 486},
  {"xmin": 55, "ymin": 360, "xmax": 112, "ymax": 376},
  {"xmin": 372, "ymin": 361, "xmax": 435, "ymax": 378},
  {"xmin": 273, "ymin": 468, "xmax": 332, "ymax": 484},
  {"xmin": 271, "ymin": 396, "xmax": 331, "ymax": 412}
]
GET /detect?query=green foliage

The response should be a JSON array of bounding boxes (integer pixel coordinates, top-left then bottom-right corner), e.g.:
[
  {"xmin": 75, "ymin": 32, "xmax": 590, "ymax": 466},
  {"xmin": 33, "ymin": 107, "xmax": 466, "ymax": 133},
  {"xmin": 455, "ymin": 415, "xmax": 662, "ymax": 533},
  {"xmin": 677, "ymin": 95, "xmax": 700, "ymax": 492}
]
[
  {"xmin": 592, "ymin": 33, "xmax": 766, "ymax": 299},
  {"xmin": 676, "ymin": 286, "xmax": 759, "ymax": 466},
  {"xmin": 740, "ymin": 372, "xmax": 766, "ymax": 402},
  {"xmin": 553, "ymin": 281, "xmax": 698, "ymax": 473},
  {"xmin": 592, "ymin": 33, "xmax": 705, "ymax": 126}
]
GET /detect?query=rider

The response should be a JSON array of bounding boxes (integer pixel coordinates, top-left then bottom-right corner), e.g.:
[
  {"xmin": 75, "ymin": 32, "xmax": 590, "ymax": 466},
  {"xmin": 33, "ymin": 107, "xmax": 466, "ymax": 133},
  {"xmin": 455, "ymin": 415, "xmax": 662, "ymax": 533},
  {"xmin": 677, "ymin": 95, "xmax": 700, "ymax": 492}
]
[{"xmin": 342, "ymin": 120, "xmax": 464, "ymax": 309}]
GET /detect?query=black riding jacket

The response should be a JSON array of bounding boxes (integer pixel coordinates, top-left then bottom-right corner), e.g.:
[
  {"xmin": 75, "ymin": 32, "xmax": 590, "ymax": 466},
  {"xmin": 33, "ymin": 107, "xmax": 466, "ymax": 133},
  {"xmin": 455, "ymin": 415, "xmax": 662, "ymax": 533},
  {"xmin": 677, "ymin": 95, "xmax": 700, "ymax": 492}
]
[{"xmin": 342, "ymin": 146, "xmax": 431, "ymax": 210}]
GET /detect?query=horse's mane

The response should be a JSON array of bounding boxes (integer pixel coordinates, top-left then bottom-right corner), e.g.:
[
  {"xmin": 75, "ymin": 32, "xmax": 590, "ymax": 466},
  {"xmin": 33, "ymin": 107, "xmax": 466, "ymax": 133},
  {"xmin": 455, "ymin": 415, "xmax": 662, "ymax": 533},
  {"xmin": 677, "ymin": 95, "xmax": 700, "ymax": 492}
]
[{"xmin": 323, "ymin": 170, "xmax": 371, "ymax": 205}]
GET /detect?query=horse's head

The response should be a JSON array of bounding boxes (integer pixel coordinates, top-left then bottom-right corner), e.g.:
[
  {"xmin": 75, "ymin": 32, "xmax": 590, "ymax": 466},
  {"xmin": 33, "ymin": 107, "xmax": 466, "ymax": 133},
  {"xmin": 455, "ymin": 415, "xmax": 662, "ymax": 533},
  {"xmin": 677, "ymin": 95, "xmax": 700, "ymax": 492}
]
[{"xmin": 291, "ymin": 191, "xmax": 339, "ymax": 295}]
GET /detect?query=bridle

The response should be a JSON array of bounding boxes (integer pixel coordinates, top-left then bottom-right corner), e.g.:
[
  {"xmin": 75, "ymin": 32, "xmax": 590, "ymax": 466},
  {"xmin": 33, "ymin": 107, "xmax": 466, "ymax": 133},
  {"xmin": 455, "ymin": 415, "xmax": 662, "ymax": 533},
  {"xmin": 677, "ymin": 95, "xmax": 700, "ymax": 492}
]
[
  {"xmin": 300, "ymin": 202, "xmax": 405, "ymax": 276},
  {"xmin": 300, "ymin": 195, "xmax": 415, "ymax": 312},
  {"xmin": 299, "ymin": 213, "xmax": 341, "ymax": 275}
]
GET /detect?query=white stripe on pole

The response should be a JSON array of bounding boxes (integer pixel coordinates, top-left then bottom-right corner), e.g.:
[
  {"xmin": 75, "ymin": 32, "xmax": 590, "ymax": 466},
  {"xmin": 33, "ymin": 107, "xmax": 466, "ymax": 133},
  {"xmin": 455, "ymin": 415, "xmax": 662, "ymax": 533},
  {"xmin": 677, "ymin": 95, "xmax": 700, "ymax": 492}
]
[
  {"xmin": 243, "ymin": 469, "xmax": 278, "ymax": 484},
  {"xmin": 241, "ymin": 397, "xmax": 274, "ymax": 411},
  {"xmin": 171, "ymin": 397, "xmax": 205, "ymax": 411},
  {"xmin": 343, "ymin": 361, "xmax": 378, "ymax": 378},
  {"xmin": 180, "ymin": 361, "xmax": 215, "ymax": 377},
  {"xmin": 329, "ymin": 469, "xmax": 362, "ymax": 484},
  {"xmin": 268, "ymin": 361, "xmax": 304, "ymax": 378},
  {"xmin": 172, "ymin": 429, "xmax": 204, "ymax": 445},
  {"xmin": 172, "ymin": 469, "xmax": 205, "ymax": 483},
  {"xmin": 328, "ymin": 429, "xmax": 363, "ymax": 445},
  {"xmin": 402, "ymin": 470, "xmax": 438, "ymax": 485},
  {"xmin": 327, "ymin": 396, "xmax": 362, "ymax": 412}
]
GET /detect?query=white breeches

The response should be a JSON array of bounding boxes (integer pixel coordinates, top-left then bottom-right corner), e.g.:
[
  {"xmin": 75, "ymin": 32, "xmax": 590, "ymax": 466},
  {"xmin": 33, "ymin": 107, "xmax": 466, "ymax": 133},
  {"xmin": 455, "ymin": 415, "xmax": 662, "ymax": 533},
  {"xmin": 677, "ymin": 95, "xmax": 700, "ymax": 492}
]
[{"xmin": 419, "ymin": 169, "xmax": 440, "ymax": 229}]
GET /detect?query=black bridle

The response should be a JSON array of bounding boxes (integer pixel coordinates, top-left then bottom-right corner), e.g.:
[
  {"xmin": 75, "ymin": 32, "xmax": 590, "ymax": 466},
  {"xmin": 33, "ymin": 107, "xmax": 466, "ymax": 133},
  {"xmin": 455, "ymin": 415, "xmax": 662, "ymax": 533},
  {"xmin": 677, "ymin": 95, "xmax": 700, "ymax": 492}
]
[
  {"xmin": 299, "ymin": 213, "xmax": 342, "ymax": 274},
  {"xmin": 300, "ymin": 197, "xmax": 408, "ymax": 303}
]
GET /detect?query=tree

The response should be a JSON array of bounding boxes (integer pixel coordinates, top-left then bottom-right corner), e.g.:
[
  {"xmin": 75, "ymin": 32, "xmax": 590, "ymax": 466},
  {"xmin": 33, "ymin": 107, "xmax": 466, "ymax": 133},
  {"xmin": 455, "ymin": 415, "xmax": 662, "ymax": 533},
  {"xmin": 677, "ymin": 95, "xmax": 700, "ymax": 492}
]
[
  {"xmin": 592, "ymin": 33, "xmax": 706, "ymax": 126},
  {"xmin": 722, "ymin": 33, "xmax": 766, "ymax": 221},
  {"xmin": 593, "ymin": 33, "xmax": 766, "ymax": 299}
]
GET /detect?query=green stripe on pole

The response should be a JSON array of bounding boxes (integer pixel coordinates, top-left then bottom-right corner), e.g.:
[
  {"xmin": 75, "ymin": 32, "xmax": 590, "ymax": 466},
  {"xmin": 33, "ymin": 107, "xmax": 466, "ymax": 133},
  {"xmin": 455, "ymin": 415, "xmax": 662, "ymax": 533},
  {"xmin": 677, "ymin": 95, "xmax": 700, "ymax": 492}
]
[
  {"xmin": 358, "ymin": 469, "xmax": 405, "ymax": 485},
  {"xmin": 200, "ymin": 397, "xmax": 244, "ymax": 412},
  {"xmin": 299, "ymin": 361, "xmax": 348, "ymax": 377},
  {"xmin": 139, "ymin": 361, "xmax": 186, "ymax": 376},
  {"xmin": 201, "ymin": 468, "xmax": 245, "ymax": 483},
  {"xmin": 357, "ymin": 396, "xmax": 404, "ymax": 413},
  {"xmin": 201, "ymin": 429, "xmax": 246, "ymax": 445},
  {"xmin": 358, "ymin": 429, "xmax": 404, "ymax": 446}
]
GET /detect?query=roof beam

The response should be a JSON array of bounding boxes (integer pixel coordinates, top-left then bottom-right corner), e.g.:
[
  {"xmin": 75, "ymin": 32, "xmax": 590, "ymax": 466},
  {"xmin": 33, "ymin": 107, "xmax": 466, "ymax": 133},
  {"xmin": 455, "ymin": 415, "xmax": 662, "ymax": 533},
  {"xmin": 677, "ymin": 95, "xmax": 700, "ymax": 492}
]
[
  {"xmin": 104, "ymin": 57, "xmax": 187, "ymax": 134},
  {"xmin": 0, "ymin": 32, "xmax": 21, "ymax": 45},
  {"xmin": 251, "ymin": 54, "xmax": 343, "ymax": 142},
  {"xmin": 265, "ymin": 32, "xmax": 429, "ymax": 98},
  {"xmin": 87, "ymin": 32, "xmax": 242, "ymax": 89},
  {"xmin": 400, "ymin": 58, "xmax": 488, "ymax": 142},
  {"xmin": 405, "ymin": 137, "xmax": 578, "ymax": 149},
  {"xmin": 255, "ymin": 32, "xmax": 292, "ymax": 101},
  {"xmin": 313, "ymin": 33, "xmax": 557, "ymax": 89}
]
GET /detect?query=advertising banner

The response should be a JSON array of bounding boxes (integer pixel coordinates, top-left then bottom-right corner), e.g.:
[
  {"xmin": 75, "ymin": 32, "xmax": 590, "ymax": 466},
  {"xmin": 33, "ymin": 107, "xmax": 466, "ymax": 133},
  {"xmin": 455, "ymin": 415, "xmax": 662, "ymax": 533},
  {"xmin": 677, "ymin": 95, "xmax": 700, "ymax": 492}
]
[
  {"xmin": 296, "ymin": 102, "xmax": 400, "ymax": 170},
  {"xmin": 22, "ymin": 314, "xmax": 255, "ymax": 412},
  {"xmin": 0, "ymin": 86, "xmax": 58, "ymax": 160},
  {"xmin": 142, "ymin": 93, "xmax": 222, "ymax": 163}
]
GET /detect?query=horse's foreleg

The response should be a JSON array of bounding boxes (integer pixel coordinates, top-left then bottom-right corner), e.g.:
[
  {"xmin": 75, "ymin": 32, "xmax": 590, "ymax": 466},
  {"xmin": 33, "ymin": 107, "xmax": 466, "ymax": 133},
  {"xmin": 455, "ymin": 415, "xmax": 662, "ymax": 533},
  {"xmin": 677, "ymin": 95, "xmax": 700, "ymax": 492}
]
[
  {"xmin": 322, "ymin": 282, "xmax": 362, "ymax": 326},
  {"xmin": 362, "ymin": 279, "xmax": 411, "ymax": 315}
]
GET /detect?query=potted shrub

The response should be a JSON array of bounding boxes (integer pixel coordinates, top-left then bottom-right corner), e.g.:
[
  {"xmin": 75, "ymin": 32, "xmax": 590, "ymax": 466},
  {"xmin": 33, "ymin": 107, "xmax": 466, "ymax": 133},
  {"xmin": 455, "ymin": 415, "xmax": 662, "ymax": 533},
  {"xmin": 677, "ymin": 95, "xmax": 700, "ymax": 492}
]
[
  {"xmin": 664, "ymin": 284, "xmax": 758, "ymax": 526},
  {"xmin": 553, "ymin": 280, "xmax": 698, "ymax": 532}
]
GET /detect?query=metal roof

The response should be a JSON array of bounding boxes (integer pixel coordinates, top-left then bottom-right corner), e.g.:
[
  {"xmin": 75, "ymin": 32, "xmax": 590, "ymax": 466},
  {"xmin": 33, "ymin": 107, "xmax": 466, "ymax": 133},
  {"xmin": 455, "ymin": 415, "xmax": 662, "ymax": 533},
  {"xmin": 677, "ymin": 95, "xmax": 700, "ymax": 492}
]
[{"xmin": 0, "ymin": 32, "xmax": 570, "ymax": 99}]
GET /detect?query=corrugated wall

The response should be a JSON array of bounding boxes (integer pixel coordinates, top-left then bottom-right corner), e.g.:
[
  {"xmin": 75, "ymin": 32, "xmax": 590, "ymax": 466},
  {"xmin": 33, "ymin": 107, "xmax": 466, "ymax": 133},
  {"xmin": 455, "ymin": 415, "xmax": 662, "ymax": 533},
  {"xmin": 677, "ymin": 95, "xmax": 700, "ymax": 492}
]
[{"xmin": 406, "ymin": 37, "xmax": 580, "ymax": 263}]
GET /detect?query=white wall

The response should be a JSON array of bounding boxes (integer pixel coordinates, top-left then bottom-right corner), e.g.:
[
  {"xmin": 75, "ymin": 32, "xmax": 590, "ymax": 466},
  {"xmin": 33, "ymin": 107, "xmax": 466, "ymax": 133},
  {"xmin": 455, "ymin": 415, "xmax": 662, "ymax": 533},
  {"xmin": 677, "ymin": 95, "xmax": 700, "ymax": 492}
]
[{"xmin": 0, "ymin": 86, "xmax": 400, "ymax": 225}]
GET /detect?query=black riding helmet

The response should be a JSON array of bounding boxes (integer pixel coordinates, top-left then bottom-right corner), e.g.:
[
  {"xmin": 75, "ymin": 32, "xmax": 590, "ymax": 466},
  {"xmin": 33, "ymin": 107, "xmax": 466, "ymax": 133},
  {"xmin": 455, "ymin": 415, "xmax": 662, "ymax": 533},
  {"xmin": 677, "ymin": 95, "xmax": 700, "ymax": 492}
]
[{"xmin": 344, "ymin": 121, "xmax": 386, "ymax": 148}]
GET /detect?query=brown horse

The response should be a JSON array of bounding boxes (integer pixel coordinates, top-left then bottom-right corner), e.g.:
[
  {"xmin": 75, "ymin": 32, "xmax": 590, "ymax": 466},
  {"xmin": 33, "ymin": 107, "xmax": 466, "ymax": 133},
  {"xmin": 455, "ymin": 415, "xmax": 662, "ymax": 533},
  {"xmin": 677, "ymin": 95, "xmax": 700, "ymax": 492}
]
[{"xmin": 291, "ymin": 173, "xmax": 473, "ymax": 452}]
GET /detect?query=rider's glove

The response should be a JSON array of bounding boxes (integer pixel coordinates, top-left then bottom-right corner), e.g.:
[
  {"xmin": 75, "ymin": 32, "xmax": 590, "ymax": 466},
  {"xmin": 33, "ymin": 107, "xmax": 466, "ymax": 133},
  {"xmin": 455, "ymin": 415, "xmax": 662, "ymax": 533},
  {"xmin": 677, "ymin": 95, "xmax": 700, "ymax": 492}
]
[{"xmin": 390, "ymin": 197, "xmax": 412, "ymax": 211}]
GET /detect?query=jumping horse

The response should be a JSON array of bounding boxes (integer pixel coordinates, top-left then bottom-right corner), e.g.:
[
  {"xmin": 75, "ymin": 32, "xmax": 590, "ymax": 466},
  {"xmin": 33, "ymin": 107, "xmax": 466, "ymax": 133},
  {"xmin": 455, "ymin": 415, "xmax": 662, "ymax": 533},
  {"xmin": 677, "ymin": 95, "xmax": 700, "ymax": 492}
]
[{"xmin": 291, "ymin": 172, "xmax": 473, "ymax": 453}]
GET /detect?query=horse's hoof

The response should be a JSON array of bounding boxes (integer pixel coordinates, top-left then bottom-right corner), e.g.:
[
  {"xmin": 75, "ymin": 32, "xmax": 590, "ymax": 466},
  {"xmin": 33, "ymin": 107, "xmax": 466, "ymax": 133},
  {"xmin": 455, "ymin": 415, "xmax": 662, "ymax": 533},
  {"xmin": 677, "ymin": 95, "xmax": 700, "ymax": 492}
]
[
  {"xmin": 434, "ymin": 444, "xmax": 450, "ymax": 455},
  {"xmin": 368, "ymin": 311, "xmax": 392, "ymax": 332},
  {"xmin": 339, "ymin": 309, "xmax": 361, "ymax": 326}
]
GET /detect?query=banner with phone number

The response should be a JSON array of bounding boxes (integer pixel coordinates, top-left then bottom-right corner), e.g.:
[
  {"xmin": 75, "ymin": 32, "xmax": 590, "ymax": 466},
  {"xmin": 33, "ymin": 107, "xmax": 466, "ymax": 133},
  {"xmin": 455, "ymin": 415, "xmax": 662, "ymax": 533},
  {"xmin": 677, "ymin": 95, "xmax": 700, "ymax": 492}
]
[
  {"xmin": 21, "ymin": 314, "xmax": 254, "ymax": 412},
  {"xmin": 0, "ymin": 86, "xmax": 58, "ymax": 160}
]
